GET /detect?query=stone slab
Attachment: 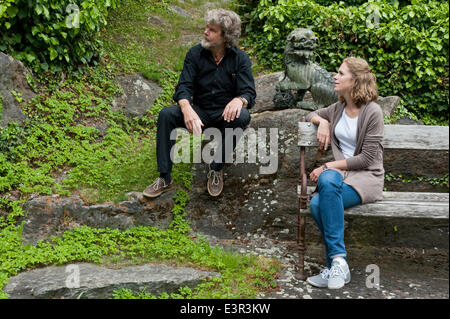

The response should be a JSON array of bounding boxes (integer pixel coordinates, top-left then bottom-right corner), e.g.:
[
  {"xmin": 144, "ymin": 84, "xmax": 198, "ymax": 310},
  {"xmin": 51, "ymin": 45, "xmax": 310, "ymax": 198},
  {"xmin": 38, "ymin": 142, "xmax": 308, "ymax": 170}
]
[{"xmin": 4, "ymin": 263, "xmax": 219, "ymax": 299}]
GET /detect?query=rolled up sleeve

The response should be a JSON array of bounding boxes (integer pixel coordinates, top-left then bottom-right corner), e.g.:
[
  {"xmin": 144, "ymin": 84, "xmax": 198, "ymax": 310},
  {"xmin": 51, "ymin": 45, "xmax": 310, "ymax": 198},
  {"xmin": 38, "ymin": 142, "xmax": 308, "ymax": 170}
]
[{"xmin": 305, "ymin": 103, "xmax": 335, "ymax": 122}]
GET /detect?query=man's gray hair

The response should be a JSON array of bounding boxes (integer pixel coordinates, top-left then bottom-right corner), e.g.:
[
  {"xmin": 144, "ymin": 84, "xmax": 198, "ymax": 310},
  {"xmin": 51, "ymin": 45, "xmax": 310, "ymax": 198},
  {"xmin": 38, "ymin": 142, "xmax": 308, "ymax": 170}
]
[{"xmin": 205, "ymin": 9, "xmax": 241, "ymax": 48}]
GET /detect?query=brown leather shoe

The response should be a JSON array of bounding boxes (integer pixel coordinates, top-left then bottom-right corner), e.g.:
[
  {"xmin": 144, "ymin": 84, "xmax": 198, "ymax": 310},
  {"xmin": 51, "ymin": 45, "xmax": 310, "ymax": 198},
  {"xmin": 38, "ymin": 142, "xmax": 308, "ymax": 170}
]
[
  {"xmin": 142, "ymin": 177, "xmax": 173, "ymax": 198},
  {"xmin": 207, "ymin": 167, "xmax": 223, "ymax": 197}
]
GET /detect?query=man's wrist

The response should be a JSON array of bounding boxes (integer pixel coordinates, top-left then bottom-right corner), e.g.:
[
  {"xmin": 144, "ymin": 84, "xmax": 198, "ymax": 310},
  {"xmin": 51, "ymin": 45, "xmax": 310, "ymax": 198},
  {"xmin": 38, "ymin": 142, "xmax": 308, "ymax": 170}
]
[
  {"xmin": 178, "ymin": 99, "xmax": 192, "ymax": 112},
  {"xmin": 237, "ymin": 96, "xmax": 247, "ymax": 108}
]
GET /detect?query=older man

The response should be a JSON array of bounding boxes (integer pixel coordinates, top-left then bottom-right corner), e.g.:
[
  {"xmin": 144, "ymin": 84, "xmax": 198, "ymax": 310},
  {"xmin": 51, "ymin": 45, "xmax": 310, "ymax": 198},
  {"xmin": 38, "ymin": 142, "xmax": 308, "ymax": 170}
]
[{"xmin": 143, "ymin": 9, "xmax": 256, "ymax": 198}]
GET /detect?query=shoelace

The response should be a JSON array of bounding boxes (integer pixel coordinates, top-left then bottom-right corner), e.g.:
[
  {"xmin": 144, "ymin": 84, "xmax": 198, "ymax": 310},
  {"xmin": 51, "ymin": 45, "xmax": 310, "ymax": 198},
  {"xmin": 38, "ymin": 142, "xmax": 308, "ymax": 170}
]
[
  {"xmin": 152, "ymin": 177, "xmax": 166, "ymax": 190},
  {"xmin": 320, "ymin": 268, "xmax": 330, "ymax": 280},
  {"xmin": 207, "ymin": 170, "xmax": 221, "ymax": 186},
  {"xmin": 329, "ymin": 263, "xmax": 346, "ymax": 278}
]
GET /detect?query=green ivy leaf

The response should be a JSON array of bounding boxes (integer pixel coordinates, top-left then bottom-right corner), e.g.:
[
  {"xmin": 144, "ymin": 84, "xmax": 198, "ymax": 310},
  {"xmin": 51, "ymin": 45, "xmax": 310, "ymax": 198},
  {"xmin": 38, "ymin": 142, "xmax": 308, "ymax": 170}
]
[
  {"xmin": 35, "ymin": 5, "xmax": 42, "ymax": 15},
  {"xmin": 49, "ymin": 47, "xmax": 58, "ymax": 61},
  {"xmin": 25, "ymin": 53, "xmax": 36, "ymax": 63},
  {"xmin": 5, "ymin": 4, "xmax": 18, "ymax": 18},
  {"xmin": 0, "ymin": 4, "xmax": 8, "ymax": 17},
  {"xmin": 43, "ymin": 6, "xmax": 50, "ymax": 19}
]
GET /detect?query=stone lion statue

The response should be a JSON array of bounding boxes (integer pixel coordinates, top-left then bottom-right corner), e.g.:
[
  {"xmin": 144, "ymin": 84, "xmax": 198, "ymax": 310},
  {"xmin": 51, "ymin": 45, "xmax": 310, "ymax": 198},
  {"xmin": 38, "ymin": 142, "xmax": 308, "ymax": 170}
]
[{"xmin": 273, "ymin": 28, "xmax": 338, "ymax": 110}]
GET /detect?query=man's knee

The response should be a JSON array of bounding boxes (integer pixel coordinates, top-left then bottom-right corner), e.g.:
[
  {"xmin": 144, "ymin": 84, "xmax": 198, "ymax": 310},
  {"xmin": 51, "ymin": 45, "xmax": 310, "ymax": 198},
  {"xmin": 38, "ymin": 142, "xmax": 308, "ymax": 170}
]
[
  {"xmin": 158, "ymin": 106, "xmax": 182, "ymax": 126},
  {"xmin": 159, "ymin": 105, "xmax": 179, "ymax": 118},
  {"xmin": 234, "ymin": 108, "xmax": 251, "ymax": 128}
]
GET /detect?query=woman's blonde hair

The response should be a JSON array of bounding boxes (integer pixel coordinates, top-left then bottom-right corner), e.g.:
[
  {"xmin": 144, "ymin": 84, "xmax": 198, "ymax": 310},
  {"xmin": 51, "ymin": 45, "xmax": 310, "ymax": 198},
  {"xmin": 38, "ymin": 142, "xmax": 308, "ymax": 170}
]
[{"xmin": 339, "ymin": 57, "xmax": 378, "ymax": 106}]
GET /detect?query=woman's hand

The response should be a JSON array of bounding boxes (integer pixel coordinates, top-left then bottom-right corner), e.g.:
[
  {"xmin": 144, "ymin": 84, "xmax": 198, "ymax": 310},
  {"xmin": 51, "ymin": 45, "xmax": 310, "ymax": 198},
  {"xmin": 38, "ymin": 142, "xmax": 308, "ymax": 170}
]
[
  {"xmin": 310, "ymin": 166, "xmax": 326, "ymax": 183},
  {"xmin": 317, "ymin": 119, "xmax": 330, "ymax": 151}
]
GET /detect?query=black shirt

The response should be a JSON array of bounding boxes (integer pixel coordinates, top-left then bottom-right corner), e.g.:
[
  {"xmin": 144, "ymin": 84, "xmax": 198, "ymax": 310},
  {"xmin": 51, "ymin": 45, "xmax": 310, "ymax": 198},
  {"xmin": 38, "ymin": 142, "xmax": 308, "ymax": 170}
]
[{"xmin": 173, "ymin": 44, "xmax": 256, "ymax": 109}]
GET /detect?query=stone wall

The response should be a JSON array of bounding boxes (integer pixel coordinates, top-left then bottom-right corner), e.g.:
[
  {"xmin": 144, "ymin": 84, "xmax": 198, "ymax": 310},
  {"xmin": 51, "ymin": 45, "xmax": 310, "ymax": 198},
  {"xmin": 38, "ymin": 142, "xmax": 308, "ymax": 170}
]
[
  {"xmin": 20, "ymin": 191, "xmax": 175, "ymax": 245},
  {"xmin": 184, "ymin": 72, "xmax": 449, "ymax": 249}
]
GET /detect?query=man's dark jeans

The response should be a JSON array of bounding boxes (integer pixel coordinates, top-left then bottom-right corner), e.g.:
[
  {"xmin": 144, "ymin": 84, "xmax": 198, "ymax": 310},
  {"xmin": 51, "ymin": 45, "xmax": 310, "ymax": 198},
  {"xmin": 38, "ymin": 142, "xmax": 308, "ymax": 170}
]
[{"xmin": 156, "ymin": 105, "xmax": 251, "ymax": 175}]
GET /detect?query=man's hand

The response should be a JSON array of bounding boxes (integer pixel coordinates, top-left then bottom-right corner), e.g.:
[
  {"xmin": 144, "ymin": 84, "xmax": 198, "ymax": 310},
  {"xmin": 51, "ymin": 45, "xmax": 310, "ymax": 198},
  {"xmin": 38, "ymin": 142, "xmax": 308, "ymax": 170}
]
[
  {"xmin": 222, "ymin": 97, "xmax": 245, "ymax": 122},
  {"xmin": 179, "ymin": 99, "xmax": 203, "ymax": 134}
]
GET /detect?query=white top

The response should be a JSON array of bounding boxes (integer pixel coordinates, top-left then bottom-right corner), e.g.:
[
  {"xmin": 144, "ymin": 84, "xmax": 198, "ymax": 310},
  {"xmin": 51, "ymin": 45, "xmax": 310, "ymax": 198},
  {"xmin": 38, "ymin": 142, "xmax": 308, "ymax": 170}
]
[{"xmin": 335, "ymin": 108, "xmax": 358, "ymax": 159}]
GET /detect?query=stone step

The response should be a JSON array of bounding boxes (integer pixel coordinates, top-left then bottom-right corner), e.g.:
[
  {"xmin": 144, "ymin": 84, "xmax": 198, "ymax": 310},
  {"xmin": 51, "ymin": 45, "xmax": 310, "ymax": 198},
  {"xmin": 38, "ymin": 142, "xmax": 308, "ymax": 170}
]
[
  {"xmin": 20, "ymin": 190, "xmax": 176, "ymax": 246},
  {"xmin": 4, "ymin": 263, "xmax": 219, "ymax": 299}
]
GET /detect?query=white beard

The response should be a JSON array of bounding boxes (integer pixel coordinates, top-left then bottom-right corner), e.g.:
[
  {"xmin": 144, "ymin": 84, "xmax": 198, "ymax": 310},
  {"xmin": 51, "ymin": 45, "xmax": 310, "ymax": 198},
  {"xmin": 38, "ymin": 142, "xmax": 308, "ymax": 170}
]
[
  {"xmin": 201, "ymin": 37, "xmax": 224, "ymax": 50},
  {"xmin": 201, "ymin": 38, "xmax": 212, "ymax": 49}
]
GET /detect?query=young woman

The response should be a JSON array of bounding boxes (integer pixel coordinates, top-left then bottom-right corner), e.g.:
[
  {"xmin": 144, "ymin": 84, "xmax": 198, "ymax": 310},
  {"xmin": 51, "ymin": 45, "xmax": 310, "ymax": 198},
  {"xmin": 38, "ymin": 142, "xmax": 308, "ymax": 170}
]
[{"xmin": 305, "ymin": 57, "xmax": 384, "ymax": 289}]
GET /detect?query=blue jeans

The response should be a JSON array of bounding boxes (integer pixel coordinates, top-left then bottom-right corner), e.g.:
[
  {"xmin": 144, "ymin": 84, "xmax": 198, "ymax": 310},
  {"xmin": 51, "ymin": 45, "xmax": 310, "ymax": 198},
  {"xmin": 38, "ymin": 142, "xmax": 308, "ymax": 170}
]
[{"xmin": 309, "ymin": 169, "xmax": 361, "ymax": 268}]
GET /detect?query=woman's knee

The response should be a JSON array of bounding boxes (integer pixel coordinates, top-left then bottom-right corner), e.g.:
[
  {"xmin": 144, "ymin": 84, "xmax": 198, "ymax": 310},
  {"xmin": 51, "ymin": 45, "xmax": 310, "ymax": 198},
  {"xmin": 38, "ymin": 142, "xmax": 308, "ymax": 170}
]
[
  {"xmin": 317, "ymin": 169, "xmax": 342, "ymax": 191},
  {"xmin": 309, "ymin": 194, "xmax": 320, "ymax": 219}
]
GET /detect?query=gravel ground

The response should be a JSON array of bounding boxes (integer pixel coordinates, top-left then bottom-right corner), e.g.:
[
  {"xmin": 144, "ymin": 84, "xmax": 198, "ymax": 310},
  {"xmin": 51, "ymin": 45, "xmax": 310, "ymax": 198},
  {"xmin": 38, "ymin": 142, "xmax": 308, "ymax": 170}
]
[{"xmin": 204, "ymin": 232, "xmax": 449, "ymax": 299}]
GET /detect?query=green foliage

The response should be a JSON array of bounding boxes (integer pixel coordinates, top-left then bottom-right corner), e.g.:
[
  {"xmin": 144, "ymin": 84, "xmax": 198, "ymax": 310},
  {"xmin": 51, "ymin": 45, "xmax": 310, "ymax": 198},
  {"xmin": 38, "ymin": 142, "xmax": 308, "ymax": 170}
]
[
  {"xmin": 384, "ymin": 103, "xmax": 418, "ymax": 124},
  {"xmin": 0, "ymin": 67, "xmax": 191, "ymax": 204},
  {"xmin": 111, "ymin": 230, "xmax": 281, "ymax": 299},
  {"xmin": 385, "ymin": 173, "xmax": 449, "ymax": 189},
  {"xmin": 10, "ymin": 90, "xmax": 22, "ymax": 103},
  {"xmin": 101, "ymin": 0, "xmax": 199, "ymax": 84},
  {"xmin": 0, "ymin": 0, "xmax": 121, "ymax": 73},
  {"xmin": 0, "ymin": 66, "xmax": 118, "ymax": 196},
  {"xmin": 111, "ymin": 253, "xmax": 280, "ymax": 299},
  {"xmin": 0, "ymin": 92, "xmax": 3, "ymax": 122},
  {"xmin": 238, "ymin": 0, "xmax": 449, "ymax": 123},
  {"xmin": 0, "ymin": 64, "xmax": 191, "ymax": 203},
  {"xmin": 0, "ymin": 0, "xmax": 280, "ymax": 300},
  {"xmin": 0, "ymin": 198, "xmax": 25, "ymax": 229},
  {"xmin": 312, "ymin": 0, "xmax": 412, "ymax": 6},
  {"xmin": 0, "ymin": 0, "xmax": 196, "ymax": 202},
  {"xmin": 0, "ymin": 190, "xmax": 280, "ymax": 299}
]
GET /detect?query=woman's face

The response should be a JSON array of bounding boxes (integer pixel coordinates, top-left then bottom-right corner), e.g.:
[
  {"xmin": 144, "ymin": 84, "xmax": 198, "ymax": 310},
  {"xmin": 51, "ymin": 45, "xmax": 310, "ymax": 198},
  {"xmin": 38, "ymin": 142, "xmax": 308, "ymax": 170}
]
[{"xmin": 334, "ymin": 62, "xmax": 354, "ymax": 95}]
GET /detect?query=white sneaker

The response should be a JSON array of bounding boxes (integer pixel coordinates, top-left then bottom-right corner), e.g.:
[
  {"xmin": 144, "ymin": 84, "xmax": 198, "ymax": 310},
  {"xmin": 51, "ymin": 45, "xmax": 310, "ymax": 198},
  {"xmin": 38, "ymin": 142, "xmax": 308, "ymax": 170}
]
[
  {"xmin": 328, "ymin": 258, "xmax": 351, "ymax": 289},
  {"xmin": 306, "ymin": 268, "xmax": 330, "ymax": 288}
]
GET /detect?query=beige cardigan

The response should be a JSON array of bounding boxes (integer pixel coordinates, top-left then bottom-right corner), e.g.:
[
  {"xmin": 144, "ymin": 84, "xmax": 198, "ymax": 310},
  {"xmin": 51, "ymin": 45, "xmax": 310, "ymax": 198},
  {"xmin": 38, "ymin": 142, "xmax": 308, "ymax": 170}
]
[{"xmin": 305, "ymin": 100, "xmax": 385, "ymax": 204}]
